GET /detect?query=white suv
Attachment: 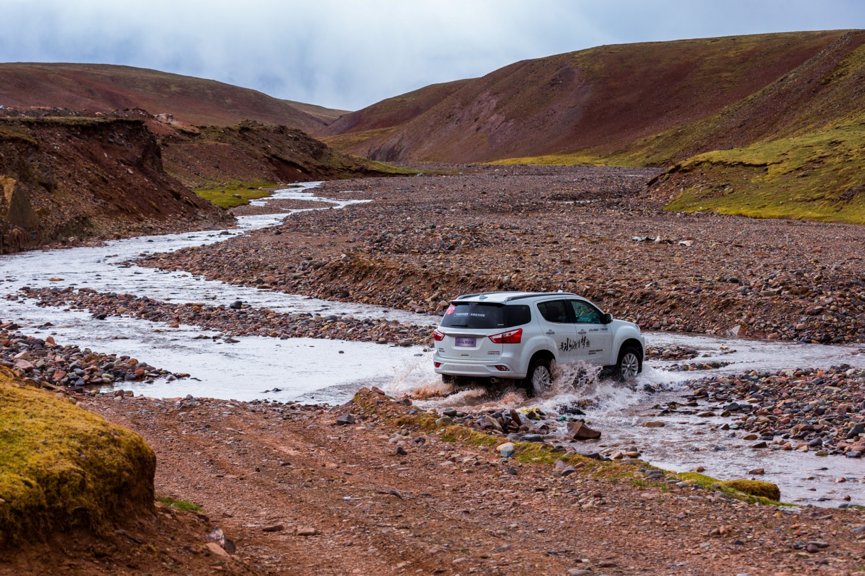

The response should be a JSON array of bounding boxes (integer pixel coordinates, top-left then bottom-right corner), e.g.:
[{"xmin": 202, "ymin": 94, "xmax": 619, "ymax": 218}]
[{"xmin": 432, "ymin": 292, "xmax": 645, "ymax": 394}]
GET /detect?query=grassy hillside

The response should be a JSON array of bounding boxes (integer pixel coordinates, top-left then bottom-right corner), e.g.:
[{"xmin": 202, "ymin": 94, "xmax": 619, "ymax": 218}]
[
  {"xmin": 0, "ymin": 63, "xmax": 341, "ymax": 132},
  {"xmin": 647, "ymin": 35, "xmax": 865, "ymax": 223},
  {"xmin": 653, "ymin": 122, "xmax": 865, "ymax": 223}
]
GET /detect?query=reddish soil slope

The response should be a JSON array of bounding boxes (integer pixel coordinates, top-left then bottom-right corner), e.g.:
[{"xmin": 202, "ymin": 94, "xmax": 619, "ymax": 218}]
[
  {"xmin": 0, "ymin": 110, "xmax": 229, "ymax": 253},
  {"xmin": 0, "ymin": 63, "xmax": 342, "ymax": 133},
  {"xmin": 323, "ymin": 31, "xmax": 857, "ymax": 163},
  {"xmin": 159, "ymin": 121, "xmax": 396, "ymax": 189}
]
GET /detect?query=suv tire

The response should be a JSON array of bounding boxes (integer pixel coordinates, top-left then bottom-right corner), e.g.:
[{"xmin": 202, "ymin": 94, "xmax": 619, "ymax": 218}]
[
  {"xmin": 526, "ymin": 356, "xmax": 554, "ymax": 397},
  {"xmin": 616, "ymin": 344, "xmax": 642, "ymax": 380}
]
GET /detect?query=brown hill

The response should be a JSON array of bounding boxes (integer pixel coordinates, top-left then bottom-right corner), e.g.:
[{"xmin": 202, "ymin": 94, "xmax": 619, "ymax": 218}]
[
  {"xmin": 323, "ymin": 31, "xmax": 855, "ymax": 163},
  {"xmin": 0, "ymin": 63, "xmax": 343, "ymax": 133},
  {"xmin": 158, "ymin": 121, "xmax": 399, "ymax": 190}
]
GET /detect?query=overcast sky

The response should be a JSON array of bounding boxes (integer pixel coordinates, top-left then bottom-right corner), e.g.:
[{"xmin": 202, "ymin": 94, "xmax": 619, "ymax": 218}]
[{"xmin": 2, "ymin": 0, "xmax": 864, "ymax": 110}]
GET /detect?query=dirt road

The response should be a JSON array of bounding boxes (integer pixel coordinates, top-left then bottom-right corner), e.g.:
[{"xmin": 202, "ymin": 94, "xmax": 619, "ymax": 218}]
[{"xmin": 7, "ymin": 388, "xmax": 860, "ymax": 576}]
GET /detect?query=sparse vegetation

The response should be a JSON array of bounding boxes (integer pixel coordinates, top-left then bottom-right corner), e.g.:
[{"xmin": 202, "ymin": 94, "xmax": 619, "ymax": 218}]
[
  {"xmin": 156, "ymin": 495, "xmax": 202, "ymax": 512},
  {"xmin": 193, "ymin": 180, "xmax": 276, "ymax": 209},
  {"xmin": 677, "ymin": 472, "xmax": 783, "ymax": 505},
  {"xmin": 661, "ymin": 123, "xmax": 865, "ymax": 223}
]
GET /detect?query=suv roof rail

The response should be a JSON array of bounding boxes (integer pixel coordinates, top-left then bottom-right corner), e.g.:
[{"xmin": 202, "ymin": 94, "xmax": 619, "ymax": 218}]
[
  {"xmin": 453, "ymin": 291, "xmax": 581, "ymax": 303},
  {"xmin": 504, "ymin": 291, "xmax": 577, "ymax": 302},
  {"xmin": 455, "ymin": 292, "xmax": 484, "ymax": 300}
]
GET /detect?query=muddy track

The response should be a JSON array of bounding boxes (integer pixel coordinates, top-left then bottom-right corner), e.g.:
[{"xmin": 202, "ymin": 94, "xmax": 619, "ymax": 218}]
[{"xmin": 54, "ymin": 389, "xmax": 865, "ymax": 576}]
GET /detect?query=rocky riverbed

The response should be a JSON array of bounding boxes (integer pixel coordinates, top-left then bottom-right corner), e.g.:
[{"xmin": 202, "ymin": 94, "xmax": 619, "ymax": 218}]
[
  {"xmin": 0, "ymin": 322, "xmax": 181, "ymax": 387},
  {"xmin": 134, "ymin": 166, "xmax": 865, "ymax": 344},
  {"xmin": 684, "ymin": 366, "xmax": 865, "ymax": 458},
  {"xmin": 17, "ymin": 286, "xmax": 431, "ymax": 346}
]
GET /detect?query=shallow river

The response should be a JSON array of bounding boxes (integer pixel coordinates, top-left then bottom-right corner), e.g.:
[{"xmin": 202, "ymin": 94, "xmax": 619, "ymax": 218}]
[{"xmin": 1, "ymin": 183, "xmax": 862, "ymax": 507}]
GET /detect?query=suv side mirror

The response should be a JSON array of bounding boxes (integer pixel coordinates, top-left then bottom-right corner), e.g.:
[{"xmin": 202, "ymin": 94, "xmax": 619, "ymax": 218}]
[{"xmin": 601, "ymin": 313, "xmax": 613, "ymax": 324}]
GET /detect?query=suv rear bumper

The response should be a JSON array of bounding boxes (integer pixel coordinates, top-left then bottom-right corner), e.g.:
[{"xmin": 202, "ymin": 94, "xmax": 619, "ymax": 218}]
[{"xmin": 434, "ymin": 358, "xmax": 526, "ymax": 380}]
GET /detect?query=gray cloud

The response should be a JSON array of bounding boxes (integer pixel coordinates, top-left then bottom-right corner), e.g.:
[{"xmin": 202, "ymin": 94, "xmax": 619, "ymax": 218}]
[{"xmin": 2, "ymin": 0, "xmax": 864, "ymax": 110}]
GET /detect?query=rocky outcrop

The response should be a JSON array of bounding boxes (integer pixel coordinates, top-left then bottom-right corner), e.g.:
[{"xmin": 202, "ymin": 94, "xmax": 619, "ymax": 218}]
[
  {"xmin": 0, "ymin": 109, "xmax": 230, "ymax": 253},
  {"xmin": 159, "ymin": 120, "xmax": 398, "ymax": 189}
]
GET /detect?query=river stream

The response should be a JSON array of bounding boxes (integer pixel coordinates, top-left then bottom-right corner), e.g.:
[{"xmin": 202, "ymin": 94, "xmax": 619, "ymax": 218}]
[{"xmin": 1, "ymin": 183, "xmax": 862, "ymax": 507}]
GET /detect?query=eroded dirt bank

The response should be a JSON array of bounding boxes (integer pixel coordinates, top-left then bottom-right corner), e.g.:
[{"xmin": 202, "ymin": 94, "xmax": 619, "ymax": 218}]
[
  {"xmin": 3, "ymin": 388, "xmax": 861, "ymax": 576},
  {"xmin": 136, "ymin": 166, "xmax": 865, "ymax": 344}
]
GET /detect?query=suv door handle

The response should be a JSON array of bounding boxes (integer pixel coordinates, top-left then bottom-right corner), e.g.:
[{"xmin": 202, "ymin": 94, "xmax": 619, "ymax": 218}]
[{"xmin": 545, "ymin": 330, "xmax": 555, "ymax": 335}]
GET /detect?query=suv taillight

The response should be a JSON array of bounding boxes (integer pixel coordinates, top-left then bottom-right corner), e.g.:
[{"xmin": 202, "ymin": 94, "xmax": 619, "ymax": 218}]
[
  {"xmin": 432, "ymin": 329, "xmax": 445, "ymax": 342},
  {"xmin": 489, "ymin": 328, "xmax": 522, "ymax": 344}
]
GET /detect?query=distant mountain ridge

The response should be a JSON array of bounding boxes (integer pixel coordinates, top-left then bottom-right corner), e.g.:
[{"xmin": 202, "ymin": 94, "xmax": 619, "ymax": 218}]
[
  {"xmin": 0, "ymin": 63, "xmax": 344, "ymax": 132},
  {"xmin": 3, "ymin": 32, "xmax": 865, "ymax": 224},
  {"xmin": 322, "ymin": 30, "xmax": 855, "ymax": 163},
  {"xmin": 323, "ymin": 30, "xmax": 865, "ymax": 223}
]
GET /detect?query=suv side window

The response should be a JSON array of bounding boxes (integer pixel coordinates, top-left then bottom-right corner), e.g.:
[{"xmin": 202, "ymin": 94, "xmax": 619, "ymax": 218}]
[
  {"xmin": 536, "ymin": 300, "xmax": 573, "ymax": 324},
  {"xmin": 570, "ymin": 300, "xmax": 602, "ymax": 324},
  {"xmin": 503, "ymin": 304, "xmax": 532, "ymax": 326}
]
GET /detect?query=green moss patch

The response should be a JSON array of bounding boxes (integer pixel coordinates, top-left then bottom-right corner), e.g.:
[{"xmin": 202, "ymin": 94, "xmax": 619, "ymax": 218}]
[
  {"xmin": 721, "ymin": 479, "xmax": 781, "ymax": 501},
  {"xmin": 677, "ymin": 472, "xmax": 783, "ymax": 505},
  {"xmin": 193, "ymin": 180, "xmax": 276, "ymax": 209},
  {"xmin": 156, "ymin": 495, "xmax": 202, "ymax": 512},
  {"xmin": 661, "ymin": 123, "xmax": 865, "ymax": 224},
  {"xmin": 0, "ymin": 368, "xmax": 156, "ymax": 546}
]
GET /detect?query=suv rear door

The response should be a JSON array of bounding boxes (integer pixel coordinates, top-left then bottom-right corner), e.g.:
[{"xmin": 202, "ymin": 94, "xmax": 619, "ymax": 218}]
[
  {"xmin": 568, "ymin": 299, "xmax": 613, "ymax": 365},
  {"xmin": 535, "ymin": 299, "xmax": 581, "ymax": 365}
]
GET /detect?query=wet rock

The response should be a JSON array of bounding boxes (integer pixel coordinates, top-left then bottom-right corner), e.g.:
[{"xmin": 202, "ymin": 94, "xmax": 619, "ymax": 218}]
[
  {"xmin": 520, "ymin": 433, "xmax": 545, "ymax": 443},
  {"xmin": 554, "ymin": 460, "xmax": 576, "ymax": 477},
  {"xmin": 566, "ymin": 421, "xmax": 601, "ymax": 441},
  {"xmin": 642, "ymin": 421, "xmax": 665, "ymax": 428}
]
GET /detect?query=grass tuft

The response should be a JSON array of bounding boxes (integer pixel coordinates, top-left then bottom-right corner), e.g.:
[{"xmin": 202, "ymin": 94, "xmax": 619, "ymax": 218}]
[{"xmin": 156, "ymin": 496, "xmax": 202, "ymax": 512}]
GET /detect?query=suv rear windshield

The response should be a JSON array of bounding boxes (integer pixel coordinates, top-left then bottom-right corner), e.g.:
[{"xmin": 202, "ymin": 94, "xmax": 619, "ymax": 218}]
[{"xmin": 441, "ymin": 303, "xmax": 531, "ymax": 329}]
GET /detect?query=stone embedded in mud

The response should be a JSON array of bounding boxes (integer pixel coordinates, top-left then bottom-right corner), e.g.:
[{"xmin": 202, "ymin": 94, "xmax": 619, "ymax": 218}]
[
  {"xmin": 335, "ymin": 413, "xmax": 356, "ymax": 425},
  {"xmin": 497, "ymin": 442, "xmax": 515, "ymax": 458}
]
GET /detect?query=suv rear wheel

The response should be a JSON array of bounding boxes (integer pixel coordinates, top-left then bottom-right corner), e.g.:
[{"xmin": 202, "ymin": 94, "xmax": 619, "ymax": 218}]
[{"xmin": 526, "ymin": 357, "xmax": 555, "ymax": 397}]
